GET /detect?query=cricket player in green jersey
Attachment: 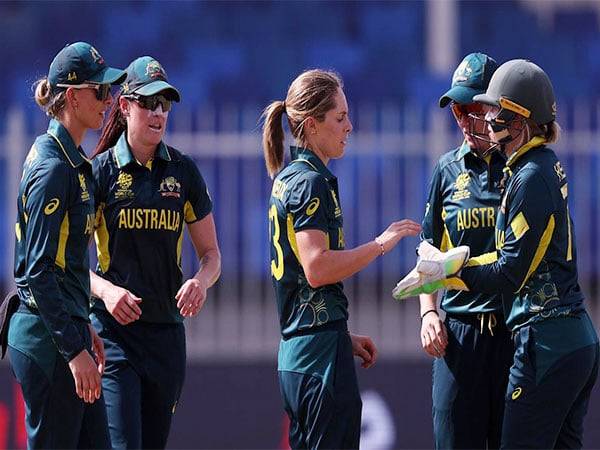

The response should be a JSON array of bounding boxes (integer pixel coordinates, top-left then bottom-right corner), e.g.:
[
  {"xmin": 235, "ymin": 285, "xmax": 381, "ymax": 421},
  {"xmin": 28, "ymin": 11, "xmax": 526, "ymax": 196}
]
[
  {"xmin": 419, "ymin": 53, "xmax": 513, "ymax": 449},
  {"xmin": 89, "ymin": 56, "xmax": 221, "ymax": 449},
  {"xmin": 398, "ymin": 59, "xmax": 599, "ymax": 449},
  {"xmin": 262, "ymin": 69, "xmax": 421, "ymax": 449},
  {"xmin": 8, "ymin": 42, "xmax": 125, "ymax": 448}
]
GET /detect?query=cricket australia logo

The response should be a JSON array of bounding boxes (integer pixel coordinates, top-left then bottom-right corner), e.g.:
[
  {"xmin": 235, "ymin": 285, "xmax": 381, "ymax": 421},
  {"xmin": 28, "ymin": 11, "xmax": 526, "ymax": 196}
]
[
  {"xmin": 453, "ymin": 60, "xmax": 472, "ymax": 84},
  {"xmin": 159, "ymin": 176, "xmax": 181, "ymax": 198},
  {"xmin": 146, "ymin": 61, "xmax": 166, "ymax": 79},
  {"xmin": 452, "ymin": 172, "xmax": 471, "ymax": 201},
  {"xmin": 115, "ymin": 171, "xmax": 135, "ymax": 200},
  {"xmin": 89, "ymin": 46, "xmax": 104, "ymax": 64},
  {"xmin": 78, "ymin": 173, "xmax": 90, "ymax": 201}
]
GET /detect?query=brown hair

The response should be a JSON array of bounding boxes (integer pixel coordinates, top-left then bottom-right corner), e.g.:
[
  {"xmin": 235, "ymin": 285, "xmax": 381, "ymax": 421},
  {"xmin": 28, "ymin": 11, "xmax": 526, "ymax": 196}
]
[
  {"xmin": 543, "ymin": 121, "xmax": 561, "ymax": 144},
  {"xmin": 261, "ymin": 69, "xmax": 342, "ymax": 179},
  {"xmin": 93, "ymin": 93, "xmax": 127, "ymax": 157},
  {"xmin": 34, "ymin": 78, "xmax": 66, "ymax": 118}
]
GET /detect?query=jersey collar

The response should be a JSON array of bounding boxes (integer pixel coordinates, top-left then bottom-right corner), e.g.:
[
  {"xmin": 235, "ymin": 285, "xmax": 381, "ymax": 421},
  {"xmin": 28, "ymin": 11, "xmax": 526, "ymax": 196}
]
[
  {"xmin": 289, "ymin": 146, "xmax": 335, "ymax": 179},
  {"xmin": 506, "ymin": 136, "xmax": 547, "ymax": 168},
  {"xmin": 46, "ymin": 119, "xmax": 91, "ymax": 168},
  {"xmin": 113, "ymin": 132, "xmax": 172, "ymax": 169}
]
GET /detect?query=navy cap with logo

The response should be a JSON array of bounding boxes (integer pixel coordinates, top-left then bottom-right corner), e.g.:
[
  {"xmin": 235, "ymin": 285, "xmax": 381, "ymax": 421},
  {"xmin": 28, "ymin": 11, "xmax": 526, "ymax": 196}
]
[
  {"xmin": 48, "ymin": 42, "xmax": 126, "ymax": 89},
  {"xmin": 439, "ymin": 53, "xmax": 498, "ymax": 108},
  {"xmin": 121, "ymin": 56, "xmax": 181, "ymax": 102}
]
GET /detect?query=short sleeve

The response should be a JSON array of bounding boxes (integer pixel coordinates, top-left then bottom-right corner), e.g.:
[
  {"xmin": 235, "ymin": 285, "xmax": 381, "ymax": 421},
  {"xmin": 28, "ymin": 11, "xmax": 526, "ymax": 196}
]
[
  {"xmin": 183, "ymin": 155, "xmax": 212, "ymax": 224},
  {"xmin": 288, "ymin": 173, "xmax": 331, "ymax": 233}
]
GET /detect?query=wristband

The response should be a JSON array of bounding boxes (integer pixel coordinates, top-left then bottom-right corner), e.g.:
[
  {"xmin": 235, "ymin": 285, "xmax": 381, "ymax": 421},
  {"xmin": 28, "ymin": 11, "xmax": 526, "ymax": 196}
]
[
  {"xmin": 420, "ymin": 309, "xmax": 438, "ymax": 320},
  {"xmin": 374, "ymin": 237, "xmax": 385, "ymax": 256}
]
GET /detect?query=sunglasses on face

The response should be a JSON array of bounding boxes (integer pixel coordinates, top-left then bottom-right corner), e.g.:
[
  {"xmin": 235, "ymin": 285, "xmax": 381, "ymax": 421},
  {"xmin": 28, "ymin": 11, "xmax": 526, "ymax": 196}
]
[
  {"xmin": 125, "ymin": 94, "xmax": 172, "ymax": 112},
  {"xmin": 451, "ymin": 102, "xmax": 486, "ymax": 120},
  {"xmin": 56, "ymin": 83, "xmax": 112, "ymax": 101}
]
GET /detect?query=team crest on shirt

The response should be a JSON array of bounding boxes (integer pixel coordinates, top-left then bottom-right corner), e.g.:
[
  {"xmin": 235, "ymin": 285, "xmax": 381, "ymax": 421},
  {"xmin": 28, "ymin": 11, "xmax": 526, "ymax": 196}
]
[
  {"xmin": 78, "ymin": 173, "xmax": 90, "ymax": 201},
  {"xmin": 159, "ymin": 176, "xmax": 181, "ymax": 198},
  {"xmin": 115, "ymin": 171, "xmax": 135, "ymax": 200},
  {"xmin": 451, "ymin": 172, "xmax": 471, "ymax": 201}
]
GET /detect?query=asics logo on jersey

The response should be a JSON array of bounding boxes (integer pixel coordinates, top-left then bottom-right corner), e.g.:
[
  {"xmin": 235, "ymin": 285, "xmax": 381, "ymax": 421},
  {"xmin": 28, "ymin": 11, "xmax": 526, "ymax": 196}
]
[
  {"xmin": 512, "ymin": 387, "xmax": 523, "ymax": 400},
  {"xmin": 306, "ymin": 198, "xmax": 320, "ymax": 216},
  {"xmin": 44, "ymin": 198, "xmax": 60, "ymax": 215}
]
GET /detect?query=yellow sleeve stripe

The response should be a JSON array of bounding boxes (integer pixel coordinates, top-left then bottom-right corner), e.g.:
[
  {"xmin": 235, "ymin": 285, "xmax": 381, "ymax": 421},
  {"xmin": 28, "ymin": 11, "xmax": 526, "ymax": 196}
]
[
  {"xmin": 94, "ymin": 203, "xmax": 110, "ymax": 273},
  {"xmin": 465, "ymin": 251, "xmax": 498, "ymax": 267},
  {"xmin": 511, "ymin": 212, "xmax": 530, "ymax": 241},
  {"xmin": 566, "ymin": 204, "xmax": 573, "ymax": 261},
  {"xmin": 286, "ymin": 214, "xmax": 301, "ymax": 262},
  {"xmin": 518, "ymin": 214, "xmax": 555, "ymax": 292},
  {"xmin": 55, "ymin": 213, "xmax": 69, "ymax": 270},
  {"xmin": 439, "ymin": 208, "xmax": 454, "ymax": 252},
  {"xmin": 184, "ymin": 200, "xmax": 198, "ymax": 223},
  {"xmin": 176, "ymin": 226, "xmax": 185, "ymax": 271}
]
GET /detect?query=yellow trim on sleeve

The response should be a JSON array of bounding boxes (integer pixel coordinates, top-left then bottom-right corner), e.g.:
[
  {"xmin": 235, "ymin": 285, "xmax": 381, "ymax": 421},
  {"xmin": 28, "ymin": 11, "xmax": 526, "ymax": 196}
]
[
  {"xmin": 15, "ymin": 223, "xmax": 21, "ymax": 242},
  {"xmin": 184, "ymin": 201, "xmax": 198, "ymax": 223},
  {"xmin": 286, "ymin": 214, "xmax": 301, "ymax": 262},
  {"xmin": 566, "ymin": 204, "xmax": 573, "ymax": 261},
  {"xmin": 518, "ymin": 214, "xmax": 555, "ymax": 292},
  {"xmin": 510, "ymin": 212, "xmax": 530, "ymax": 241},
  {"xmin": 465, "ymin": 251, "xmax": 498, "ymax": 267},
  {"xmin": 176, "ymin": 226, "xmax": 185, "ymax": 271},
  {"xmin": 439, "ymin": 208, "xmax": 454, "ymax": 252},
  {"xmin": 55, "ymin": 213, "xmax": 69, "ymax": 270},
  {"xmin": 94, "ymin": 203, "xmax": 110, "ymax": 273}
]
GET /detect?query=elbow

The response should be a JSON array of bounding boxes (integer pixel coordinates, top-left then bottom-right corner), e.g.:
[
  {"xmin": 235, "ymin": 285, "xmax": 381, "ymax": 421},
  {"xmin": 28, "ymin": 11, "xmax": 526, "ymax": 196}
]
[{"xmin": 304, "ymin": 265, "xmax": 327, "ymax": 289}]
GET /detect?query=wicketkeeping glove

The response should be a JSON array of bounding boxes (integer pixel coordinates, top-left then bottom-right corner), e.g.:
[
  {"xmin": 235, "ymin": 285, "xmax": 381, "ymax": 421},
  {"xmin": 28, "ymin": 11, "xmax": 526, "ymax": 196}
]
[{"xmin": 392, "ymin": 241, "xmax": 470, "ymax": 300}]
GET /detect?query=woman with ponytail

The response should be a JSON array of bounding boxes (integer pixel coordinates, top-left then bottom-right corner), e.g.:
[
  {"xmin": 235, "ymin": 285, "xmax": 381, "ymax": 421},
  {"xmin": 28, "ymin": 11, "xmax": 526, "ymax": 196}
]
[
  {"xmin": 89, "ymin": 56, "xmax": 221, "ymax": 449},
  {"xmin": 263, "ymin": 69, "xmax": 422, "ymax": 449},
  {"xmin": 8, "ymin": 42, "xmax": 124, "ymax": 448}
]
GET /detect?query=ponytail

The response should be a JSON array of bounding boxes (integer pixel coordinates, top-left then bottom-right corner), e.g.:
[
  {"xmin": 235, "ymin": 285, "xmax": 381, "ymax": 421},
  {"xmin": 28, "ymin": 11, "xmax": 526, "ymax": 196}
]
[
  {"xmin": 261, "ymin": 100, "xmax": 286, "ymax": 179},
  {"xmin": 93, "ymin": 95, "xmax": 127, "ymax": 158},
  {"xmin": 33, "ymin": 77, "xmax": 66, "ymax": 118}
]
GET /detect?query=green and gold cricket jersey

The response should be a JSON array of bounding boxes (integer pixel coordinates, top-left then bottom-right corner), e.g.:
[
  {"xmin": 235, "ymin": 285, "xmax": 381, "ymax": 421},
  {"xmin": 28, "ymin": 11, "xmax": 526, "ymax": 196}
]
[
  {"xmin": 13, "ymin": 119, "xmax": 96, "ymax": 362},
  {"xmin": 422, "ymin": 141, "xmax": 505, "ymax": 314},
  {"xmin": 461, "ymin": 137, "xmax": 587, "ymax": 331},
  {"xmin": 92, "ymin": 133, "xmax": 212, "ymax": 324},
  {"xmin": 269, "ymin": 147, "xmax": 348, "ymax": 338}
]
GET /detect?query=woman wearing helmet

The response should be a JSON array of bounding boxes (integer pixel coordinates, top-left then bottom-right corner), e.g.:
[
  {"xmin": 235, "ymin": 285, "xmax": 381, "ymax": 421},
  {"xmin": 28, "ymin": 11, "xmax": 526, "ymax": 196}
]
[
  {"xmin": 403, "ymin": 59, "xmax": 599, "ymax": 448},
  {"xmin": 419, "ymin": 53, "xmax": 513, "ymax": 449}
]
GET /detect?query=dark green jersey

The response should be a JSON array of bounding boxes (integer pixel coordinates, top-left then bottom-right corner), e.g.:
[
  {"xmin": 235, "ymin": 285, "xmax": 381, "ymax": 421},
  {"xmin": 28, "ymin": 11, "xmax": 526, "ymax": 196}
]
[
  {"xmin": 422, "ymin": 141, "xmax": 505, "ymax": 314},
  {"xmin": 269, "ymin": 147, "xmax": 348, "ymax": 338},
  {"xmin": 462, "ymin": 137, "xmax": 586, "ymax": 330},
  {"xmin": 92, "ymin": 133, "xmax": 212, "ymax": 324},
  {"xmin": 13, "ymin": 119, "xmax": 96, "ymax": 362}
]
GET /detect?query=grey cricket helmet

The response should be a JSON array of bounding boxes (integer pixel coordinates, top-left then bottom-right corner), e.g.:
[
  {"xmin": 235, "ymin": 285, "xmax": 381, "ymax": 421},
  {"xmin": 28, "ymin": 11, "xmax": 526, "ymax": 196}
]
[{"xmin": 473, "ymin": 59, "xmax": 556, "ymax": 125}]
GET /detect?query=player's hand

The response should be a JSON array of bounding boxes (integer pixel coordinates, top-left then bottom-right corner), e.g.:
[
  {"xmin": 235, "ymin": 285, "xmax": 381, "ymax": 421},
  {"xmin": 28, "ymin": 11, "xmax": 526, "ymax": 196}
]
[
  {"xmin": 89, "ymin": 324, "xmax": 105, "ymax": 375},
  {"xmin": 68, "ymin": 349, "xmax": 102, "ymax": 404},
  {"xmin": 176, "ymin": 278, "xmax": 208, "ymax": 317},
  {"xmin": 376, "ymin": 220, "xmax": 422, "ymax": 254},
  {"xmin": 103, "ymin": 285, "xmax": 142, "ymax": 325},
  {"xmin": 420, "ymin": 311, "xmax": 447, "ymax": 358},
  {"xmin": 350, "ymin": 333, "xmax": 378, "ymax": 369}
]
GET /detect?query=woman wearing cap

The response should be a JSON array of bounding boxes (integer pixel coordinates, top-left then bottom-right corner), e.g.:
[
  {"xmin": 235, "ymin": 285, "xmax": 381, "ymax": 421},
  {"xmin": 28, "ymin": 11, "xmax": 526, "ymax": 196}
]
[
  {"xmin": 262, "ymin": 69, "xmax": 421, "ymax": 448},
  {"xmin": 8, "ymin": 41, "xmax": 124, "ymax": 448},
  {"xmin": 418, "ymin": 53, "xmax": 513, "ymax": 449},
  {"xmin": 89, "ymin": 56, "xmax": 221, "ymax": 449},
  {"xmin": 404, "ymin": 59, "xmax": 599, "ymax": 448}
]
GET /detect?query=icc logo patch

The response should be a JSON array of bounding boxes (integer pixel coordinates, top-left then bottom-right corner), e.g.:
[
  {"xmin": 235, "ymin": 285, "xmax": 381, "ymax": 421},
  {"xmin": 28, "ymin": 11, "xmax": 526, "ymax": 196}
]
[
  {"xmin": 452, "ymin": 172, "xmax": 471, "ymax": 201},
  {"xmin": 78, "ymin": 173, "xmax": 90, "ymax": 201},
  {"xmin": 159, "ymin": 176, "xmax": 181, "ymax": 198},
  {"xmin": 115, "ymin": 171, "xmax": 135, "ymax": 200}
]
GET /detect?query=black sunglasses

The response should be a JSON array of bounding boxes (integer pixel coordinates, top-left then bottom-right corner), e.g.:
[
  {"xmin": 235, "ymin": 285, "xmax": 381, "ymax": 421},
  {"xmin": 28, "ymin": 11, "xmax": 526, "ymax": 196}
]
[
  {"xmin": 56, "ymin": 83, "xmax": 112, "ymax": 101},
  {"xmin": 125, "ymin": 94, "xmax": 172, "ymax": 112}
]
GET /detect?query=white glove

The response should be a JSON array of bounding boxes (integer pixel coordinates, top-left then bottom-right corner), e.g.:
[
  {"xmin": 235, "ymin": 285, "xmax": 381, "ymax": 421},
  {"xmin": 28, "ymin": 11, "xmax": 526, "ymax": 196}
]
[{"xmin": 392, "ymin": 241, "xmax": 470, "ymax": 300}]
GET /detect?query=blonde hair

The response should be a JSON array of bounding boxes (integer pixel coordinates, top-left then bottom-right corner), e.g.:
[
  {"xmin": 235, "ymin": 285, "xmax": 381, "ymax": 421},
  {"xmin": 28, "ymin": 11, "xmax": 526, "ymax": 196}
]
[
  {"xmin": 33, "ymin": 78, "xmax": 66, "ymax": 118},
  {"xmin": 261, "ymin": 69, "xmax": 342, "ymax": 178}
]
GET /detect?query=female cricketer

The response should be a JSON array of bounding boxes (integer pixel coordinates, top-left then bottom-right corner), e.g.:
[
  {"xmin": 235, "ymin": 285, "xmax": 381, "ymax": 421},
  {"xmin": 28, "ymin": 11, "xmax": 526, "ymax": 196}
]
[
  {"xmin": 420, "ymin": 53, "xmax": 513, "ymax": 449},
  {"xmin": 262, "ymin": 69, "xmax": 421, "ymax": 449},
  {"xmin": 400, "ymin": 59, "xmax": 599, "ymax": 449},
  {"xmin": 90, "ymin": 56, "xmax": 221, "ymax": 448},
  {"xmin": 8, "ymin": 41, "xmax": 124, "ymax": 448}
]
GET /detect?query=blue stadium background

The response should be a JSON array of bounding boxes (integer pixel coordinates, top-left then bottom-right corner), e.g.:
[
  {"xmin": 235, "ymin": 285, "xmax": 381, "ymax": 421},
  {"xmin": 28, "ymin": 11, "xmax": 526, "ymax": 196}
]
[{"xmin": 0, "ymin": 1, "xmax": 599, "ymax": 448}]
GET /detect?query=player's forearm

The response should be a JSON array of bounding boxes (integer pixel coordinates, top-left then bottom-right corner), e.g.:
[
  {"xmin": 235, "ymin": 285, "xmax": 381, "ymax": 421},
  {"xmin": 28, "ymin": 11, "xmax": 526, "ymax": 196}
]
[
  {"xmin": 89, "ymin": 270, "xmax": 116, "ymax": 300},
  {"xmin": 419, "ymin": 293, "xmax": 438, "ymax": 316},
  {"xmin": 302, "ymin": 240, "xmax": 381, "ymax": 288},
  {"xmin": 461, "ymin": 263, "xmax": 517, "ymax": 295},
  {"xmin": 193, "ymin": 247, "xmax": 221, "ymax": 288}
]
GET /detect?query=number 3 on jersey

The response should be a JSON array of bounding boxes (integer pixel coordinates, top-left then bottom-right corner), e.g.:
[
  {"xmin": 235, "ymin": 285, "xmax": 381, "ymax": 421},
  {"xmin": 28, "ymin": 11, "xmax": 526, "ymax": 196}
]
[{"xmin": 269, "ymin": 204, "xmax": 284, "ymax": 280}]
